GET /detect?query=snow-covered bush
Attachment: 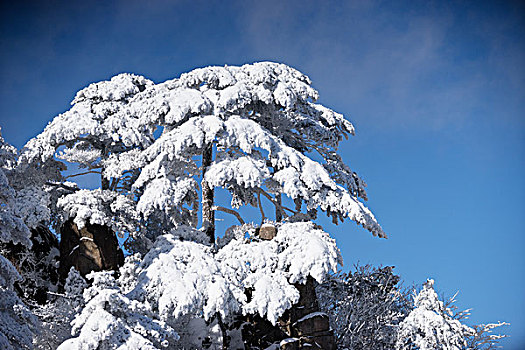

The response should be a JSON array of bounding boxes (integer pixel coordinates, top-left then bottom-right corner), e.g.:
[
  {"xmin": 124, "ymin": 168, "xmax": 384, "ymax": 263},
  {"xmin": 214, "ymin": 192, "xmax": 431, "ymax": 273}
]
[
  {"xmin": 318, "ymin": 265, "xmax": 409, "ymax": 350},
  {"xmin": 396, "ymin": 279, "xmax": 507, "ymax": 350},
  {"xmin": 0, "ymin": 255, "xmax": 39, "ymax": 350}
]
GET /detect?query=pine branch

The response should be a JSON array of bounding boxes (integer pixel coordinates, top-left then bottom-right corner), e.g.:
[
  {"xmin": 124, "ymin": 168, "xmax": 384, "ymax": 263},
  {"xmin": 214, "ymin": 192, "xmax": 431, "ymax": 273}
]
[{"xmin": 213, "ymin": 206, "xmax": 245, "ymax": 225}]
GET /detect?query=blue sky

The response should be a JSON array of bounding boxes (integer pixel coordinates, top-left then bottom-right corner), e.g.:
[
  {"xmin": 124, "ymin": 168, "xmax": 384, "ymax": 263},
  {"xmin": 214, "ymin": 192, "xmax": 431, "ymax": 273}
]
[{"xmin": 1, "ymin": 0, "xmax": 524, "ymax": 347}]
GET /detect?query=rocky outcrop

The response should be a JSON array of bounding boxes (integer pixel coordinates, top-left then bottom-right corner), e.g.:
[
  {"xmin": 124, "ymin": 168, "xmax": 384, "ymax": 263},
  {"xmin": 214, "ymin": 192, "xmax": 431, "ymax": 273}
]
[
  {"xmin": 59, "ymin": 219, "xmax": 124, "ymax": 279},
  {"xmin": 243, "ymin": 224, "xmax": 336, "ymax": 350},
  {"xmin": 278, "ymin": 277, "xmax": 336, "ymax": 349}
]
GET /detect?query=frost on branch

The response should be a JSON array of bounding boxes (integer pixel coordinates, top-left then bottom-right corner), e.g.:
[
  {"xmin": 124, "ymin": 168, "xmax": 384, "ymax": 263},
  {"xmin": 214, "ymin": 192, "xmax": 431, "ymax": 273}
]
[
  {"xmin": 317, "ymin": 265, "xmax": 409, "ymax": 350},
  {"xmin": 0, "ymin": 255, "xmax": 39, "ymax": 350},
  {"xmin": 33, "ymin": 268, "xmax": 87, "ymax": 350},
  {"xmin": 0, "ymin": 131, "xmax": 32, "ymax": 247},
  {"xmin": 318, "ymin": 272, "xmax": 508, "ymax": 350}
]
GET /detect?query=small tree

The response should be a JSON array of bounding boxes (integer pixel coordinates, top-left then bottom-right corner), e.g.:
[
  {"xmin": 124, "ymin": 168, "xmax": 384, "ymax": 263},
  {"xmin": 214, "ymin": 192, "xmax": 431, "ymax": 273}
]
[{"xmin": 396, "ymin": 279, "xmax": 508, "ymax": 350}]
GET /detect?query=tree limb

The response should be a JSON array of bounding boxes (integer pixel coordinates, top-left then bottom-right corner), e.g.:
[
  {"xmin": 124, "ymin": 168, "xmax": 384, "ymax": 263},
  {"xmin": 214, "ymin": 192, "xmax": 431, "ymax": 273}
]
[
  {"xmin": 213, "ymin": 206, "xmax": 245, "ymax": 225},
  {"xmin": 65, "ymin": 170, "xmax": 101, "ymax": 179},
  {"xmin": 45, "ymin": 182, "xmax": 79, "ymax": 193},
  {"xmin": 257, "ymin": 188, "xmax": 297, "ymax": 215},
  {"xmin": 257, "ymin": 191, "xmax": 265, "ymax": 224}
]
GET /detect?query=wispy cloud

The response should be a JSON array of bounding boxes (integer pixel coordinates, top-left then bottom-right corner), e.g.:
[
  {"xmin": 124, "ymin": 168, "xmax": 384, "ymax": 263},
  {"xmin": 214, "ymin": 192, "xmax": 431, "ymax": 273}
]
[{"xmin": 237, "ymin": 0, "xmax": 525, "ymax": 131}]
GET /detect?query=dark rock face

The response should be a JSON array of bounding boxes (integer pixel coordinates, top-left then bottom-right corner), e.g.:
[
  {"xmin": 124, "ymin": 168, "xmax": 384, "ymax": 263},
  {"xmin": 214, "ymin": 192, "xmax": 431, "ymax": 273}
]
[
  {"xmin": 241, "ymin": 313, "xmax": 289, "ymax": 349},
  {"xmin": 59, "ymin": 219, "xmax": 124, "ymax": 279},
  {"xmin": 258, "ymin": 224, "xmax": 277, "ymax": 240},
  {"xmin": 278, "ymin": 277, "xmax": 336, "ymax": 350},
  {"xmin": 242, "ymin": 224, "xmax": 336, "ymax": 349}
]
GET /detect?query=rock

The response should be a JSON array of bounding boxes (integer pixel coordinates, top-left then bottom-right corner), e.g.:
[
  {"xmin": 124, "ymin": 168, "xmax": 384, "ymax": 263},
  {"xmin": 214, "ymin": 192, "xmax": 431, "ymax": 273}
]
[
  {"xmin": 280, "ymin": 338, "xmax": 300, "ymax": 350},
  {"xmin": 279, "ymin": 277, "xmax": 336, "ymax": 350},
  {"xmin": 59, "ymin": 219, "xmax": 124, "ymax": 279},
  {"xmin": 293, "ymin": 313, "xmax": 330, "ymax": 336},
  {"xmin": 258, "ymin": 223, "xmax": 277, "ymax": 240}
]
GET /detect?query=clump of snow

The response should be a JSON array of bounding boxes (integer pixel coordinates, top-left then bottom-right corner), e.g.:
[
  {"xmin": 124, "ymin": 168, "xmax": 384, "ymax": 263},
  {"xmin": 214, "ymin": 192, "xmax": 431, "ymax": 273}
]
[{"xmin": 129, "ymin": 222, "xmax": 340, "ymax": 325}]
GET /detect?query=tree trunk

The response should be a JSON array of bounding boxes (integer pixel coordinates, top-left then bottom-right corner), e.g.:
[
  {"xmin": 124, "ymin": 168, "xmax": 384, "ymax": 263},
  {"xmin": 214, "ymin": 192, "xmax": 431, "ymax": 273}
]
[
  {"xmin": 275, "ymin": 193, "xmax": 283, "ymax": 222},
  {"xmin": 201, "ymin": 143, "xmax": 215, "ymax": 244},
  {"xmin": 59, "ymin": 219, "xmax": 124, "ymax": 279}
]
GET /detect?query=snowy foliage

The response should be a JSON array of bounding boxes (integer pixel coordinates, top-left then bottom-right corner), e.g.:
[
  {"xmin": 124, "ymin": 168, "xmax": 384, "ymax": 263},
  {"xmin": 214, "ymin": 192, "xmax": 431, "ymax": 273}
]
[
  {"xmin": 396, "ymin": 279, "xmax": 473, "ymax": 350},
  {"xmin": 34, "ymin": 268, "xmax": 87, "ymax": 350},
  {"xmin": 61, "ymin": 222, "xmax": 339, "ymax": 349},
  {"xmin": 127, "ymin": 66, "xmax": 384, "ymax": 235},
  {"xmin": 0, "ymin": 131, "xmax": 39, "ymax": 349},
  {"xmin": 20, "ymin": 62, "xmax": 384, "ymax": 244},
  {"xmin": 126, "ymin": 222, "xmax": 339, "ymax": 325},
  {"xmin": 57, "ymin": 189, "xmax": 138, "ymax": 234},
  {"xmin": 465, "ymin": 322, "xmax": 509, "ymax": 350},
  {"xmin": 21, "ymin": 73, "xmax": 154, "ymax": 165},
  {"xmin": 58, "ymin": 271, "xmax": 178, "ymax": 350},
  {"xmin": 0, "ymin": 130, "xmax": 32, "ymax": 247},
  {"xmin": 319, "ymin": 271, "xmax": 508, "ymax": 350},
  {"xmin": 0, "ymin": 255, "xmax": 39, "ymax": 350}
]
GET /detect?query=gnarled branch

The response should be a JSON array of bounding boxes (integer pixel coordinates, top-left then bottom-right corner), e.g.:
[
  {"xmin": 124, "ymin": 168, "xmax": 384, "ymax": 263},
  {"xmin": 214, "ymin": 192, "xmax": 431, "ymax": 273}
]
[
  {"xmin": 213, "ymin": 206, "xmax": 245, "ymax": 225},
  {"xmin": 257, "ymin": 188, "xmax": 297, "ymax": 215}
]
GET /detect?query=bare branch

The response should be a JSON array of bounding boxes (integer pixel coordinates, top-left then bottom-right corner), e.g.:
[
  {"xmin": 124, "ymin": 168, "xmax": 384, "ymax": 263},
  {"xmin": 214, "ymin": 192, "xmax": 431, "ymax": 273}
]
[
  {"xmin": 213, "ymin": 206, "xmax": 245, "ymax": 225},
  {"xmin": 65, "ymin": 170, "xmax": 101, "ymax": 179},
  {"xmin": 258, "ymin": 188, "xmax": 297, "ymax": 215},
  {"xmin": 257, "ymin": 191, "xmax": 265, "ymax": 224}
]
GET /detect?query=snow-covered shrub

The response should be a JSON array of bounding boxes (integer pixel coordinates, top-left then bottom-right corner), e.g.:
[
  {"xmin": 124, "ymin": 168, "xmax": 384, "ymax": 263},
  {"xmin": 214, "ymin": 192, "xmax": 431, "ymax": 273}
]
[
  {"xmin": 318, "ymin": 265, "xmax": 409, "ymax": 350},
  {"xmin": 396, "ymin": 279, "xmax": 507, "ymax": 350},
  {"xmin": 0, "ymin": 255, "xmax": 39, "ymax": 350}
]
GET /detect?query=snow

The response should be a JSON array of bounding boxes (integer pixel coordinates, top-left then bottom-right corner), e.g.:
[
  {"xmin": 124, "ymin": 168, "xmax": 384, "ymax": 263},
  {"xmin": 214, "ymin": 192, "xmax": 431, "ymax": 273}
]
[
  {"xmin": 396, "ymin": 279, "xmax": 472, "ymax": 350},
  {"xmin": 294, "ymin": 311, "xmax": 327, "ymax": 324},
  {"xmin": 126, "ymin": 222, "xmax": 340, "ymax": 327},
  {"xmin": 58, "ymin": 271, "xmax": 178, "ymax": 350}
]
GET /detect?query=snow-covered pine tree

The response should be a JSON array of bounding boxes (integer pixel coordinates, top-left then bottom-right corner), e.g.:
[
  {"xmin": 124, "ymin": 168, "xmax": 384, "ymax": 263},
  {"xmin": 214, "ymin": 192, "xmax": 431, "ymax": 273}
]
[
  {"xmin": 109, "ymin": 62, "xmax": 384, "ymax": 348},
  {"xmin": 397, "ymin": 279, "xmax": 477, "ymax": 350},
  {"xmin": 396, "ymin": 279, "xmax": 508, "ymax": 350},
  {"xmin": 21, "ymin": 62, "xmax": 385, "ymax": 349}
]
